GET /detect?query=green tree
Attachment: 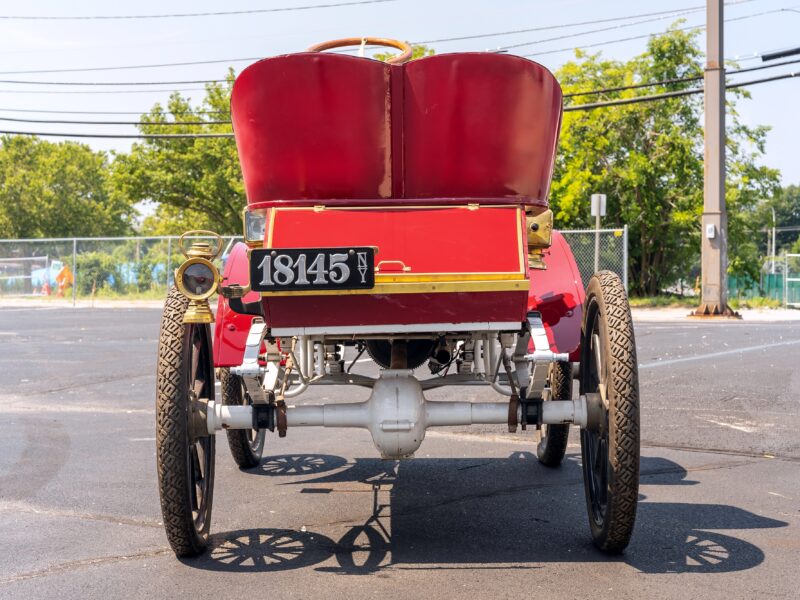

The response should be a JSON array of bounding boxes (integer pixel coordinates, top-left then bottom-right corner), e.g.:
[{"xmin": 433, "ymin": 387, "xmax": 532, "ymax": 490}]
[
  {"xmin": 110, "ymin": 72, "xmax": 242, "ymax": 235},
  {"xmin": 0, "ymin": 135, "xmax": 131, "ymax": 238},
  {"xmin": 112, "ymin": 47, "xmax": 435, "ymax": 236},
  {"xmin": 374, "ymin": 43, "xmax": 434, "ymax": 62},
  {"xmin": 551, "ymin": 25, "xmax": 780, "ymax": 295},
  {"xmin": 756, "ymin": 184, "xmax": 800, "ymax": 254}
]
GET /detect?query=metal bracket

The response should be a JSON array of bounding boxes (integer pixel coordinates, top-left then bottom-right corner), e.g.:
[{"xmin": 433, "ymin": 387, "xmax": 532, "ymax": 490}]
[
  {"xmin": 523, "ymin": 312, "xmax": 570, "ymax": 364},
  {"xmin": 231, "ymin": 319, "xmax": 283, "ymax": 404}
]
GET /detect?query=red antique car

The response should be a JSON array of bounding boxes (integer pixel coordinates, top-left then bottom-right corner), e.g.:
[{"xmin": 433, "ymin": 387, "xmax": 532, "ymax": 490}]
[{"xmin": 156, "ymin": 38, "xmax": 640, "ymax": 559}]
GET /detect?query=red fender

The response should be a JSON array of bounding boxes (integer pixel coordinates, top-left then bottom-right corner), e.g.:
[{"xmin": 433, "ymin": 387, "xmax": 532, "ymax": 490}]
[
  {"xmin": 528, "ymin": 231, "xmax": 586, "ymax": 362},
  {"xmin": 213, "ymin": 242, "xmax": 260, "ymax": 368}
]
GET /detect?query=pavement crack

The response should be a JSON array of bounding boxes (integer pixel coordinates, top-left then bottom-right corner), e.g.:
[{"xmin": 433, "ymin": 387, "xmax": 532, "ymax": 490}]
[
  {"xmin": 0, "ymin": 547, "xmax": 171, "ymax": 585},
  {"xmin": 0, "ymin": 499, "xmax": 162, "ymax": 529}
]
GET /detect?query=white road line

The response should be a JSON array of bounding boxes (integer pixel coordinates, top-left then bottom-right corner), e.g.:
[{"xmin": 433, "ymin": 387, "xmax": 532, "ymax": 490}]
[{"xmin": 639, "ymin": 338, "xmax": 800, "ymax": 369}]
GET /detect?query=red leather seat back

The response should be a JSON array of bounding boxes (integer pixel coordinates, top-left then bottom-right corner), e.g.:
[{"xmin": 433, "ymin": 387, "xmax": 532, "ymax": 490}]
[{"xmin": 232, "ymin": 53, "xmax": 562, "ymax": 204}]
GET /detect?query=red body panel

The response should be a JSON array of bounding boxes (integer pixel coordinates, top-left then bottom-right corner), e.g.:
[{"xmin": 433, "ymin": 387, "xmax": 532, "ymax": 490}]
[
  {"xmin": 264, "ymin": 292, "xmax": 527, "ymax": 329},
  {"xmin": 213, "ymin": 242, "xmax": 259, "ymax": 367},
  {"xmin": 268, "ymin": 206, "xmax": 523, "ymax": 274},
  {"xmin": 262, "ymin": 205, "xmax": 528, "ymax": 330},
  {"xmin": 528, "ymin": 231, "xmax": 586, "ymax": 361}
]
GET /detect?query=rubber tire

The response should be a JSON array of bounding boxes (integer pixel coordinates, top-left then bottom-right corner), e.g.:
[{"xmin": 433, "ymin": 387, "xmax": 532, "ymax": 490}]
[
  {"xmin": 579, "ymin": 271, "xmax": 640, "ymax": 554},
  {"xmin": 156, "ymin": 287, "xmax": 216, "ymax": 558},
  {"xmin": 536, "ymin": 361, "xmax": 572, "ymax": 467},
  {"xmin": 220, "ymin": 368, "xmax": 265, "ymax": 469}
]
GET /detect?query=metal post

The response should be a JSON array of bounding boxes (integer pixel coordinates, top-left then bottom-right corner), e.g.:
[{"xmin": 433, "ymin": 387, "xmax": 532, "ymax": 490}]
[
  {"xmin": 591, "ymin": 193, "xmax": 605, "ymax": 275},
  {"xmin": 71, "ymin": 238, "xmax": 77, "ymax": 307},
  {"xmin": 166, "ymin": 237, "xmax": 173, "ymax": 289},
  {"xmin": 785, "ymin": 253, "xmax": 789, "ymax": 307},
  {"xmin": 594, "ymin": 212, "xmax": 601, "ymax": 274},
  {"xmin": 693, "ymin": 0, "xmax": 737, "ymax": 317},
  {"xmin": 622, "ymin": 225, "xmax": 629, "ymax": 292},
  {"xmin": 771, "ymin": 208, "xmax": 777, "ymax": 275}
]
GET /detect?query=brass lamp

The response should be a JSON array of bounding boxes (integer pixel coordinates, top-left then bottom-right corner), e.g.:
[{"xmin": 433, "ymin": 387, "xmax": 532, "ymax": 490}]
[
  {"xmin": 527, "ymin": 209, "xmax": 554, "ymax": 270},
  {"xmin": 174, "ymin": 230, "xmax": 223, "ymax": 324}
]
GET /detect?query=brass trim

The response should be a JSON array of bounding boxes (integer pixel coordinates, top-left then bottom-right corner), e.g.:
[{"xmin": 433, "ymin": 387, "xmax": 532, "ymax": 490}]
[
  {"xmin": 175, "ymin": 257, "xmax": 220, "ymax": 301},
  {"xmin": 516, "ymin": 207, "xmax": 525, "ymax": 273},
  {"xmin": 375, "ymin": 272, "xmax": 525, "ymax": 282},
  {"xmin": 259, "ymin": 279, "xmax": 528, "ymax": 297}
]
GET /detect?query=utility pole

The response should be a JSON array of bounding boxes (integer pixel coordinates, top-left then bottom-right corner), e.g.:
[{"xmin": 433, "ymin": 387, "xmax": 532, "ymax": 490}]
[{"xmin": 693, "ymin": 0, "xmax": 739, "ymax": 317}]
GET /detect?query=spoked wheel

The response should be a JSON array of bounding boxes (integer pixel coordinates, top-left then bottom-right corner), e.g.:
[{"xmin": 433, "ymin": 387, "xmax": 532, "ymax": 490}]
[
  {"xmin": 579, "ymin": 271, "xmax": 640, "ymax": 553},
  {"xmin": 536, "ymin": 361, "xmax": 572, "ymax": 467},
  {"xmin": 220, "ymin": 368, "xmax": 265, "ymax": 469},
  {"xmin": 156, "ymin": 288, "xmax": 216, "ymax": 557}
]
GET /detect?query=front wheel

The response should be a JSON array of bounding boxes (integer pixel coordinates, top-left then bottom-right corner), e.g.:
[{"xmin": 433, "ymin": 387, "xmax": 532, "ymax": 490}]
[
  {"xmin": 579, "ymin": 271, "xmax": 640, "ymax": 553},
  {"xmin": 156, "ymin": 288, "xmax": 216, "ymax": 557}
]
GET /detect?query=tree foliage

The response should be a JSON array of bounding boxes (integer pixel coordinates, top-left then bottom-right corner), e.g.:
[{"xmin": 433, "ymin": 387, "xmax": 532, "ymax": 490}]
[
  {"xmin": 757, "ymin": 184, "xmax": 800, "ymax": 253},
  {"xmin": 551, "ymin": 26, "xmax": 780, "ymax": 295},
  {"xmin": 110, "ymin": 72, "xmax": 242, "ymax": 235},
  {"xmin": 111, "ymin": 47, "xmax": 435, "ymax": 236},
  {"xmin": 0, "ymin": 135, "xmax": 131, "ymax": 238}
]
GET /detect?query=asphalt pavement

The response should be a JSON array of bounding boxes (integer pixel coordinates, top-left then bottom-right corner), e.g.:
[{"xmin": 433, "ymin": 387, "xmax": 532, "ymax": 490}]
[{"xmin": 1, "ymin": 306, "xmax": 799, "ymax": 599}]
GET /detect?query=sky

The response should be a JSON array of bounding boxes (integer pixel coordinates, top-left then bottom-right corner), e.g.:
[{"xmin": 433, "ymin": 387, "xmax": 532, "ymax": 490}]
[{"xmin": 0, "ymin": 0, "xmax": 798, "ymax": 184}]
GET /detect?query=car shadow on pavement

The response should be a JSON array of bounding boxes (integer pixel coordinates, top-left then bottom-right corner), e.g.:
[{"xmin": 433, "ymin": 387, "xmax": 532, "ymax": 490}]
[{"xmin": 185, "ymin": 451, "xmax": 787, "ymax": 575}]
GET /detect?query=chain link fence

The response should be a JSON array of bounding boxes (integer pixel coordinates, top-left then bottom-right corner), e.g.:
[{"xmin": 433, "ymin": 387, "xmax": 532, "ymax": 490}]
[
  {"xmin": 0, "ymin": 229, "xmax": 629, "ymax": 304},
  {"xmin": 0, "ymin": 236, "xmax": 241, "ymax": 304},
  {"xmin": 560, "ymin": 227, "xmax": 628, "ymax": 291}
]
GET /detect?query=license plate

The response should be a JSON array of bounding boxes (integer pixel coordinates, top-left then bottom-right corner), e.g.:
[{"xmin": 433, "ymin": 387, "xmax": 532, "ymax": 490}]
[{"xmin": 250, "ymin": 247, "xmax": 375, "ymax": 292}]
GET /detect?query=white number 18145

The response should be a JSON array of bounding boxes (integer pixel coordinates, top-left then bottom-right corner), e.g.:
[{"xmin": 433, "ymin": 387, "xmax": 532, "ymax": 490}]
[{"xmin": 257, "ymin": 252, "xmax": 351, "ymax": 287}]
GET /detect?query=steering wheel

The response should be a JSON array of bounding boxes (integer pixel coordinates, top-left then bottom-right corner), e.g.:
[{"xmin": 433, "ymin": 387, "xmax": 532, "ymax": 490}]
[{"xmin": 306, "ymin": 37, "xmax": 413, "ymax": 65}]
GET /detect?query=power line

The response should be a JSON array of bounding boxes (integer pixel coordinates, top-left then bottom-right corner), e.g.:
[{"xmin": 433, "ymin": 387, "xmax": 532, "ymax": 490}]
[
  {"xmin": 522, "ymin": 7, "xmax": 794, "ymax": 58},
  {"xmin": 0, "ymin": 57, "xmax": 262, "ymax": 76},
  {"xmin": 2, "ymin": 71, "xmax": 796, "ymax": 139},
  {"xmin": 0, "ymin": 107, "xmax": 229, "ymax": 116},
  {"xmin": 563, "ymin": 70, "xmax": 798, "ymax": 111},
  {"xmin": 4, "ymin": 56, "xmax": 798, "ymax": 111},
  {"xmin": 395, "ymin": 5, "xmax": 710, "ymax": 44},
  {"xmin": 4, "ymin": 35, "xmax": 797, "ymax": 94},
  {"xmin": 0, "ymin": 116, "xmax": 231, "ymax": 126},
  {"xmin": 0, "ymin": 0, "xmax": 395, "ymax": 20},
  {"xmin": 325, "ymin": 1, "xmax": 755, "ymax": 47},
  {"xmin": 564, "ymin": 57, "xmax": 800, "ymax": 98},
  {"xmin": 498, "ymin": 9, "xmax": 703, "ymax": 52},
  {"xmin": 0, "ymin": 8, "xmax": 699, "ymax": 86},
  {"xmin": 0, "ymin": 131, "xmax": 234, "ymax": 139},
  {"xmin": 0, "ymin": 87, "xmax": 208, "ymax": 95},
  {"xmin": 0, "ymin": 79, "xmax": 229, "ymax": 86},
  {"xmin": 0, "ymin": 3, "xmax": 759, "ymax": 75}
]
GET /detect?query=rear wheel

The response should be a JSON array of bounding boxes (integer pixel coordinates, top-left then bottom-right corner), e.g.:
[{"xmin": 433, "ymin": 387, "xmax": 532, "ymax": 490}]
[
  {"xmin": 536, "ymin": 361, "xmax": 571, "ymax": 467},
  {"xmin": 579, "ymin": 271, "xmax": 639, "ymax": 553},
  {"xmin": 221, "ymin": 368, "xmax": 265, "ymax": 469},
  {"xmin": 156, "ymin": 288, "xmax": 216, "ymax": 557}
]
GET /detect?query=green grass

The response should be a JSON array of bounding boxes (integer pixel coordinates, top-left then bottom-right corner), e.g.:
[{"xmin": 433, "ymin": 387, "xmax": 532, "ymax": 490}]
[
  {"xmin": 90, "ymin": 287, "xmax": 167, "ymax": 301},
  {"xmin": 628, "ymin": 295, "xmax": 696, "ymax": 308},
  {"xmin": 628, "ymin": 294, "xmax": 783, "ymax": 310},
  {"xmin": 729, "ymin": 296, "xmax": 782, "ymax": 310}
]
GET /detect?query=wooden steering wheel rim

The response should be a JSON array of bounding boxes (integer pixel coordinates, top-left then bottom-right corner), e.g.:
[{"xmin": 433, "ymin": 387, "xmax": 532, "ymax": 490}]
[{"xmin": 306, "ymin": 37, "xmax": 413, "ymax": 64}]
